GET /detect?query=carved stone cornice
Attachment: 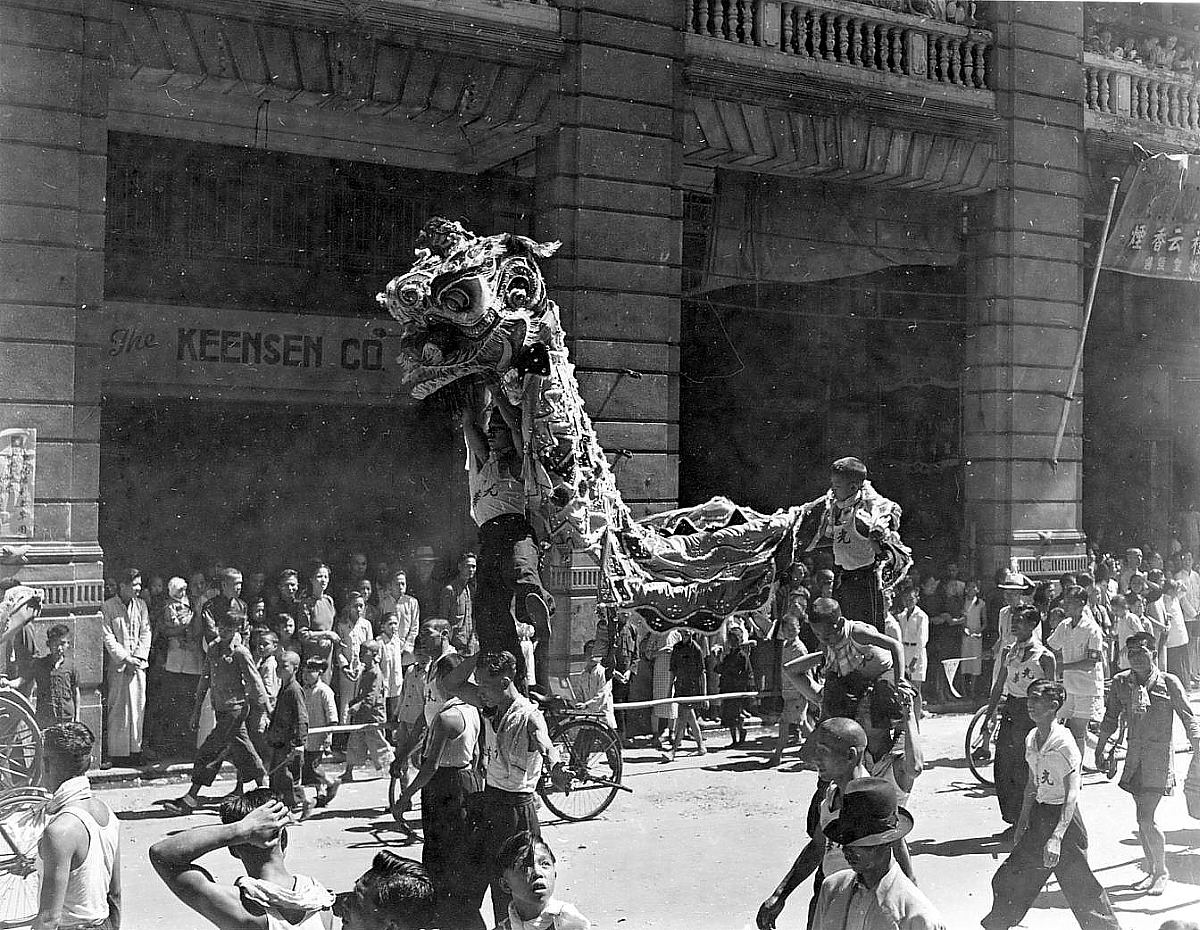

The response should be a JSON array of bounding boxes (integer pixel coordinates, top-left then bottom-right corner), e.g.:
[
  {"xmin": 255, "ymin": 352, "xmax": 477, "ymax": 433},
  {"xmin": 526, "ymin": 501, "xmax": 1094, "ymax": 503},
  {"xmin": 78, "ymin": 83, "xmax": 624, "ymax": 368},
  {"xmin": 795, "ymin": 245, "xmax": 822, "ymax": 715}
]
[
  {"xmin": 685, "ymin": 54, "xmax": 999, "ymax": 143},
  {"xmin": 138, "ymin": 0, "xmax": 563, "ymax": 63},
  {"xmin": 109, "ymin": 1, "xmax": 560, "ymax": 169},
  {"xmin": 684, "ymin": 96, "xmax": 996, "ymax": 194}
]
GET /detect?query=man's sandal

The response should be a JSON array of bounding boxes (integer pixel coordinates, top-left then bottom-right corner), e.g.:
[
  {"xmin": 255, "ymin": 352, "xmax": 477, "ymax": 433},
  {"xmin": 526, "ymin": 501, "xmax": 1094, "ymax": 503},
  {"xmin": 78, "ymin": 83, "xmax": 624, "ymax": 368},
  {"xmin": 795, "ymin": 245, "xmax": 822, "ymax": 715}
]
[{"xmin": 164, "ymin": 795, "xmax": 200, "ymax": 814}]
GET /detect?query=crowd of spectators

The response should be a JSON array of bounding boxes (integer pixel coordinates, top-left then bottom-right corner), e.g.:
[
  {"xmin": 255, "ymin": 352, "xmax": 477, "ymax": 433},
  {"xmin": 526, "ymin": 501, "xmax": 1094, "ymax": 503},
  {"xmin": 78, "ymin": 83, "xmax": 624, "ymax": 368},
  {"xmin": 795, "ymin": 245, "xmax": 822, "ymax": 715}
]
[{"xmin": 0, "ymin": 546, "xmax": 493, "ymax": 769}]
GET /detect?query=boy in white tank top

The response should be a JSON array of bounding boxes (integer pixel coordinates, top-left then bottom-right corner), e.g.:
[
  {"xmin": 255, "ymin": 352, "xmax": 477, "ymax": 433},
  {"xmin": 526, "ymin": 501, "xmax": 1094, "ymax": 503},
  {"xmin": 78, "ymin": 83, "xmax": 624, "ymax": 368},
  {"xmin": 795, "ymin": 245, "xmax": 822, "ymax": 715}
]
[{"xmin": 35, "ymin": 722, "xmax": 121, "ymax": 930}]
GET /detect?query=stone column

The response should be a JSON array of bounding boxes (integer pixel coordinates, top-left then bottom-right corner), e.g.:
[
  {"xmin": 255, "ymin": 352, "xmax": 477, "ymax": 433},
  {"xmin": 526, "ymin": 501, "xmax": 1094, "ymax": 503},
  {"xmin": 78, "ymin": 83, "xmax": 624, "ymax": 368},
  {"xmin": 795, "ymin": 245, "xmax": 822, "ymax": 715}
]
[
  {"xmin": 963, "ymin": 2, "xmax": 1088, "ymax": 576},
  {"xmin": 0, "ymin": 1, "xmax": 110, "ymax": 741},
  {"xmin": 535, "ymin": 0, "xmax": 683, "ymax": 672}
]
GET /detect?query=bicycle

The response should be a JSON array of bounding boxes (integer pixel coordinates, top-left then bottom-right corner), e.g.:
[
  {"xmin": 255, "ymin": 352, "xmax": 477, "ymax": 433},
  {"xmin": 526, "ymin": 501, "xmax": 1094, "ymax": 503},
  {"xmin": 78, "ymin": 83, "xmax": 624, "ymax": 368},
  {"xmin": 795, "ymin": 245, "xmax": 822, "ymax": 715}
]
[
  {"xmin": 964, "ymin": 679, "xmax": 1127, "ymax": 786},
  {"xmin": 536, "ymin": 694, "xmax": 630, "ymax": 822},
  {"xmin": 0, "ymin": 689, "xmax": 46, "ymax": 929},
  {"xmin": 964, "ymin": 704, "xmax": 1001, "ymax": 786}
]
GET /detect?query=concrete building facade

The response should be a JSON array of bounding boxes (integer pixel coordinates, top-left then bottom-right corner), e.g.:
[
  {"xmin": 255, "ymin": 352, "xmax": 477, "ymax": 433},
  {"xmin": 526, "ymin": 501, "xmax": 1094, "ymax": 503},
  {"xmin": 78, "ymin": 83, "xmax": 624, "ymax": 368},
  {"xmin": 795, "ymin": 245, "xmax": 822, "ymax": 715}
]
[{"xmin": 1, "ymin": 0, "xmax": 1191, "ymax": 737}]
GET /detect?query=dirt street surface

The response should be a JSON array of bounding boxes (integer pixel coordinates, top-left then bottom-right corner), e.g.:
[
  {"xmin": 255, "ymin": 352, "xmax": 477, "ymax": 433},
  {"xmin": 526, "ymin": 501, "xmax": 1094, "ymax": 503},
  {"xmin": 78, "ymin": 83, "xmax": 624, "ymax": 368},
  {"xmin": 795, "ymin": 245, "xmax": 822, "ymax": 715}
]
[{"xmin": 104, "ymin": 711, "xmax": 1200, "ymax": 929}]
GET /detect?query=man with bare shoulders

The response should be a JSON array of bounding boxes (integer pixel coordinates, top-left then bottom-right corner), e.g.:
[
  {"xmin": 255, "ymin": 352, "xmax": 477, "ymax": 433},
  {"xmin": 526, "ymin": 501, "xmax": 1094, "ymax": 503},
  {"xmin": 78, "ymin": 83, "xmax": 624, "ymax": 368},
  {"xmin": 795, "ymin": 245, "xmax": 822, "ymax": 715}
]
[{"xmin": 33, "ymin": 722, "xmax": 121, "ymax": 930}]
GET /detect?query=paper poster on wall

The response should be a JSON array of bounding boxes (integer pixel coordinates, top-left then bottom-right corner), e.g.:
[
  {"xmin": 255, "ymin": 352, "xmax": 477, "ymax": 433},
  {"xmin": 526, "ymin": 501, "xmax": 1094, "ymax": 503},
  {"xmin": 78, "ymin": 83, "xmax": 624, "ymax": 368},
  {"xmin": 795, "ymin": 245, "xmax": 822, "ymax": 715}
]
[{"xmin": 0, "ymin": 428, "xmax": 35, "ymax": 540}]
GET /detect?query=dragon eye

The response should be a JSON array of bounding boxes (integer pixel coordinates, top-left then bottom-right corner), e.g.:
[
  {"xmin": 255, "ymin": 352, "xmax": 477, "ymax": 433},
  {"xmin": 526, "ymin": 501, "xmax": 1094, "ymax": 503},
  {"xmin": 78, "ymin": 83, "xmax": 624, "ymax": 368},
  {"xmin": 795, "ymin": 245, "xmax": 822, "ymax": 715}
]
[
  {"xmin": 507, "ymin": 277, "xmax": 533, "ymax": 308},
  {"xmin": 441, "ymin": 287, "xmax": 471, "ymax": 314},
  {"xmin": 398, "ymin": 284, "xmax": 424, "ymax": 308}
]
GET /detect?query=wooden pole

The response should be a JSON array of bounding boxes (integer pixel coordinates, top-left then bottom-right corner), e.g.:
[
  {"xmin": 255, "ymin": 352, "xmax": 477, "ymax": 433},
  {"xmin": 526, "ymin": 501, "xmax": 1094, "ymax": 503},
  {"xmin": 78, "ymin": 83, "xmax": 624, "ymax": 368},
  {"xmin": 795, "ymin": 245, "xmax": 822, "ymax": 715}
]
[{"xmin": 1050, "ymin": 176, "xmax": 1122, "ymax": 468}]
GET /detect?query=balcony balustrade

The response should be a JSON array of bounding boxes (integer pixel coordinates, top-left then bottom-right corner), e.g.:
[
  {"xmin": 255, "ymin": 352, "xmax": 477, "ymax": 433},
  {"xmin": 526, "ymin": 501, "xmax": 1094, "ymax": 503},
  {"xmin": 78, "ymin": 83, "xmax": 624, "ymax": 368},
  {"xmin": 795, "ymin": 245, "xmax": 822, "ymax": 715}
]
[
  {"xmin": 1085, "ymin": 51, "xmax": 1200, "ymax": 133},
  {"xmin": 684, "ymin": 0, "xmax": 993, "ymax": 91}
]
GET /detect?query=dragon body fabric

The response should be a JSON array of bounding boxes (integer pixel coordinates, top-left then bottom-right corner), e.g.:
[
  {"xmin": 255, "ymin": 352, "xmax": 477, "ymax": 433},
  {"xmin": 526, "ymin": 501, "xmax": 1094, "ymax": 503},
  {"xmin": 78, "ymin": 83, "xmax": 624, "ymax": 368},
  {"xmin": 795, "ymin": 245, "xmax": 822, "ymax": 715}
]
[{"xmin": 378, "ymin": 220, "xmax": 911, "ymax": 633}]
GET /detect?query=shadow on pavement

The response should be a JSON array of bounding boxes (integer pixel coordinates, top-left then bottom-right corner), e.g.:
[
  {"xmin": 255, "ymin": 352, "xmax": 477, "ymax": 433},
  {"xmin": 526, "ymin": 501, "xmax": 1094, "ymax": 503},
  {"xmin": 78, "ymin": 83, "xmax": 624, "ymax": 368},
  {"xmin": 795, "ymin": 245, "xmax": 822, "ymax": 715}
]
[
  {"xmin": 701, "ymin": 758, "xmax": 811, "ymax": 774},
  {"xmin": 340, "ymin": 819, "xmax": 423, "ymax": 850},
  {"xmin": 908, "ymin": 833, "xmax": 1012, "ymax": 858},
  {"xmin": 1165, "ymin": 828, "xmax": 1200, "ymax": 848},
  {"xmin": 304, "ymin": 805, "xmax": 388, "ymax": 823},
  {"xmin": 934, "ymin": 778, "xmax": 993, "ymax": 802}
]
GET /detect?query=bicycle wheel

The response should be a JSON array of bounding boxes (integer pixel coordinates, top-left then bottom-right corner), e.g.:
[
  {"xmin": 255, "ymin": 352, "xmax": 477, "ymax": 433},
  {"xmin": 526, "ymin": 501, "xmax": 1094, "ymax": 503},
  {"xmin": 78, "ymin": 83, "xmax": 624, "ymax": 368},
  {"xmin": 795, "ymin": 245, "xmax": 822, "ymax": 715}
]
[
  {"xmin": 965, "ymin": 706, "xmax": 998, "ymax": 786},
  {"xmin": 539, "ymin": 719, "xmax": 622, "ymax": 822},
  {"xmin": 0, "ymin": 785, "xmax": 50, "ymax": 929},
  {"xmin": 0, "ymin": 692, "xmax": 42, "ymax": 790}
]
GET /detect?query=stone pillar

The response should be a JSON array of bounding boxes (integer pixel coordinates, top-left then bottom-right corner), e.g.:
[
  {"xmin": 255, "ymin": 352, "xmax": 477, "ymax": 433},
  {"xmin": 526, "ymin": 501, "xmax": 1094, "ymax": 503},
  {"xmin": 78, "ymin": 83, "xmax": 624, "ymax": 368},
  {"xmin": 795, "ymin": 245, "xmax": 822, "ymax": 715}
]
[
  {"xmin": 0, "ymin": 1, "xmax": 109, "ymax": 742},
  {"xmin": 535, "ymin": 0, "xmax": 683, "ymax": 672},
  {"xmin": 964, "ymin": 2, "xmax": 1088, "ymax": 576}
]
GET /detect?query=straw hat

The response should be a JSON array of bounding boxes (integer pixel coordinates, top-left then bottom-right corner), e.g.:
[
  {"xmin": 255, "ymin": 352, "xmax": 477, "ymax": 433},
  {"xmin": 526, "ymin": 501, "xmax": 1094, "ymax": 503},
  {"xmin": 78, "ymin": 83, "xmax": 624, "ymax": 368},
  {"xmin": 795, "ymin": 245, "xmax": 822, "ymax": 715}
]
[{"xmin": 996, "ymin": 568, "xmax": 1035, "ymax": 591}]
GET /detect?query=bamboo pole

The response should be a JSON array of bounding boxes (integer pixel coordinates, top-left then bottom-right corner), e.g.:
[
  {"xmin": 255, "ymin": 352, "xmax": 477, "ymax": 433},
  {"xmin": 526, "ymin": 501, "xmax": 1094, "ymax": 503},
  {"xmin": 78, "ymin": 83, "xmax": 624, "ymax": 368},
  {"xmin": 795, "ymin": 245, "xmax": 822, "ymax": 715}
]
[{"xmin": 1050, "ymin": 176, "xmax": 1122, "ymax": 468}]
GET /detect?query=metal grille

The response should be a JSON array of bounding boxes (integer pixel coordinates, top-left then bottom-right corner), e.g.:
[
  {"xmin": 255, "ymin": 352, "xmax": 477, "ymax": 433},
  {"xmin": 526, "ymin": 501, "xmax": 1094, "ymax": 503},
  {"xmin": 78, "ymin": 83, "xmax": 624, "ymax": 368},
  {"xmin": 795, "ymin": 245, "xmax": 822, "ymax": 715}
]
[
  {"xmin": 1015, "ymin": 555, "xmax": 1091, "ymax": 579},
  {"xmin": 108, "ymin": 165, "xmax": 170, "ymax": 247},
  {"xmin": 682, "ymin": 190, "xmax": 713, "ymax": 293},
  {"xmin": 106, "ymin": 138, "xmax": 528, "ymax": 273}
]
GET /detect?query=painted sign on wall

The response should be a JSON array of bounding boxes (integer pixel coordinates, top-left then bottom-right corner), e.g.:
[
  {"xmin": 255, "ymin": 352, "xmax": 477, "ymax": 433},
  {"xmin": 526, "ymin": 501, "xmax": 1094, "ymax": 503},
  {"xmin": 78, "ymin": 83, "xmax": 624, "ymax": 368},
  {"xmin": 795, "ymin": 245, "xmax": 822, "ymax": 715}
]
[
  {"xmin": 1102, "ymin": 154, "xmax": 1200, "ymax": 281},
  {"xmin": 0, "ymin": 428, "xmax": 36, "ymax": 539},
  {"xmin": 100, "ymin": 302, "xmax": 411, "ymax": 403}
]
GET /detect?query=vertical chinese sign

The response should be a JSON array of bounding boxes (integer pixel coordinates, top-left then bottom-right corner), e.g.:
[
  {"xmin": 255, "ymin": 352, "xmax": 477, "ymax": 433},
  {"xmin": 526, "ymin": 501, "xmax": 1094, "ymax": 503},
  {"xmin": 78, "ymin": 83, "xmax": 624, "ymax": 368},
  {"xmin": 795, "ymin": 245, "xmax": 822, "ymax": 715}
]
[
  {"xmin": 0, "ymin": 428, "xmax": 36, "ymax": 540},
  {"xmin": 1102, "ymin": 154, "xmax": 1200, "ymax": 280}
]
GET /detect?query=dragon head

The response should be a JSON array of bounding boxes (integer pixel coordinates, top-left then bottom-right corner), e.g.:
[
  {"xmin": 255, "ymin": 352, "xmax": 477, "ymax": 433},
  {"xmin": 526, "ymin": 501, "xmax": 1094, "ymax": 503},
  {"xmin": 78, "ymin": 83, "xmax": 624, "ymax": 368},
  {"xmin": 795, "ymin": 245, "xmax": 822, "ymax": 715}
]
[{"xmin": 377, "ymin": 218, "xmax": 562, "ymax": 400}]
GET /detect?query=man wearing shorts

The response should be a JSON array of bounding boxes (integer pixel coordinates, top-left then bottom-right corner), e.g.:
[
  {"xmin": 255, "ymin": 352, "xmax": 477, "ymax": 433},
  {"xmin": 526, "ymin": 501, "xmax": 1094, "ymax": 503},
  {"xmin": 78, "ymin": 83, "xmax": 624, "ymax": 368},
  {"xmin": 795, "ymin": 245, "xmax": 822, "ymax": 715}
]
[
  {"xmin": 1047, "ymin": 586, "xmax": 1104, "ymax": 761},
  {"xmin": 893, "ymin": 584, "xmax": 929, "ymax": 720},
  {"xmin": 1096, "ymin": 632, "xmax": 1200, "ymax": 896},
  {"xmin": 768, "ymin": 615, "xmax": 819, "ymax": 766}
]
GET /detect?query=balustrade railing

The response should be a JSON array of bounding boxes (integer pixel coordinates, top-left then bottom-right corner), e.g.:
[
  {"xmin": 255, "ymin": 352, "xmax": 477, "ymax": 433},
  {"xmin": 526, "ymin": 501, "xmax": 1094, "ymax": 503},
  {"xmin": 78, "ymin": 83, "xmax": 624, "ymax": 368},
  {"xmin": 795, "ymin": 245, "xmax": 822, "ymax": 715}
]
[
  {"xmin": 685, "ymin": 0, "xmax": 993, "ymax": 90},
  {"xmin": 1086, "ymin": 53, "xmax": 1200, "ymax": 131}
]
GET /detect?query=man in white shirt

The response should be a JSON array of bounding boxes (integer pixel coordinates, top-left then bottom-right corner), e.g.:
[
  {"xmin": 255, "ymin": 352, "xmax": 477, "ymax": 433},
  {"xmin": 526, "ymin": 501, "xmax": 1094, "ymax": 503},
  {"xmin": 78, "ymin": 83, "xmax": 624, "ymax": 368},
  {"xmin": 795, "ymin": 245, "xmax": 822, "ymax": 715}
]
[
  {"xmin": 1046, "ymin": 587, "xmax": 1104, "ymax": 760},
  {"xmin": 1119, "ymin": 547, "xmax": 1144, "ymax": 594},
  {"xmin": 982, "ymin": 680, "xmax": 1120, "ymax": 930},
  {"xmin": 893, "ymin": 585, "xmax": 929, "ymax": 720},
  {"xmin": 1173, "ymin": 550, "xmax": 1200, "ymax": 687},
  {"xmin": 101, "ymin": 568, "xmax": 152, "ymax": 766}
]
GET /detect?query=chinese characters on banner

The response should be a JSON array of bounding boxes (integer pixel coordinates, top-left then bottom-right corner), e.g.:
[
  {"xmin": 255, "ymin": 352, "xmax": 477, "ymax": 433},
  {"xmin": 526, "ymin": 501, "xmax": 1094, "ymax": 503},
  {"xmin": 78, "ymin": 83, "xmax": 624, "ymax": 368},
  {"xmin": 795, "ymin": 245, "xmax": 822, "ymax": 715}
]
[
  {"xmin": 0, "ymin": 428, "xmax": 35, "ymax": 540},
  {"xmin": 1102, "ymin": 153, "xmax": 1200, "ymax": 280}
]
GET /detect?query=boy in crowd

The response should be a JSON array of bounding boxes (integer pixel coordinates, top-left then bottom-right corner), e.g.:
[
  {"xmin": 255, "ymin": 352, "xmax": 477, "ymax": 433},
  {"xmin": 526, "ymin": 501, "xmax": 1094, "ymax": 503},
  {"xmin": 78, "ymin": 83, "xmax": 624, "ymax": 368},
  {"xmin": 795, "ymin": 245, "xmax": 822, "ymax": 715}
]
[
  {"xmin": 300, "ymin": 657, "xmax": 340, "ymax": 808},
  {"xmin": 982, "ymin": 680, "xmax": 1120, "ymax": 929},
  {"xmin": 494, "ymin": 832, "xmax": 591, "ymax": 930},
  {"xmin": 167, "ymin": 612, "xmax": 269, "ymax": 814},
  {"xmin": 1047, "ymin": 586, "xmax": 1105, "ymax": 761},
  {"xmin": 264, "ymin": 650, "xmax": 309, "ymax": 819},
  {"xmin": 249, "ymin": 628, "xmax": 280, "ymax": 763},
  {"xmin": 251, "ymin": 628, "xmax": 280, "ymax": 705},
  {"xmin": 391, "ymin": 646, "xmax": 430, "ymax": 794},
  {"xmin": 341, "ymin": 641, "xmax": 395, "ymax": 782},
  {"xmin": 983, "ymin": 606, "xmax": 1056, "ymax": 830},
  {"xmin": 756, "ymin": 717, "xmax": 913, "ymax": 930},
  {"xmin": 894, "ymin": 585, "xmax": 929, "ymax": 720},
  {"xmin": 438, "ymin": 650, "xmax": 567, "ymax": 924},
  {"xmin": 667, "ymin": 629, "xmax": 707, "ymax": 761},
  {"xmin": 575, "ymin": 639, "xmax": 616, "ymax": 730},
  {"xmin": 789, "ymin": 598, "xmax": 905, "ymax": 727},
  {"xmin": 770, "ymin": 614, "xmax": 820, "ymax": 767},
  {"xmin": 1111, "ymin": 593, "xmax": 1150, "ymax": 671},
  {"xmin": 27, "ymin": 623, "xmax": 80, "ymax": 726},
  {"xmin": 151, "ymin": 790, "xmax": 336, "ymax": 930},
  {"xmin": 377, "ymin": 612, "xmax": 407, "ymax": 725}
]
